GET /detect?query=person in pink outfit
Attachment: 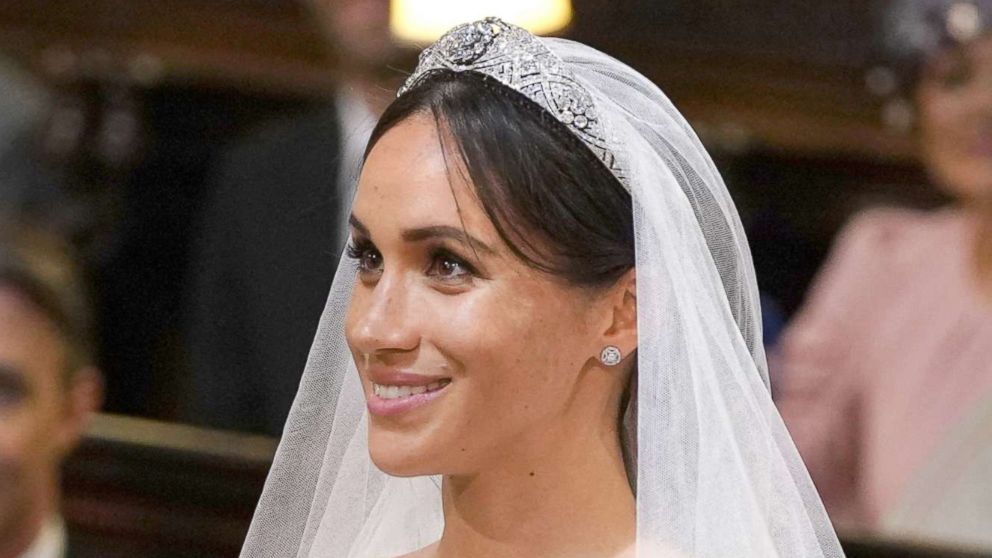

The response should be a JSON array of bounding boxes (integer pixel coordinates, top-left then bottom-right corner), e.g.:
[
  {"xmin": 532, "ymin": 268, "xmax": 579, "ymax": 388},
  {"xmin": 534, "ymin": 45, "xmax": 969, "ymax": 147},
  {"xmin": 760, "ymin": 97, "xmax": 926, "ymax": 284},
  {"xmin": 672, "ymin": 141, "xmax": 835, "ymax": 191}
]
[{"xmin": 775, "ymin": 0, "xmax": 992, "ymax": 550}]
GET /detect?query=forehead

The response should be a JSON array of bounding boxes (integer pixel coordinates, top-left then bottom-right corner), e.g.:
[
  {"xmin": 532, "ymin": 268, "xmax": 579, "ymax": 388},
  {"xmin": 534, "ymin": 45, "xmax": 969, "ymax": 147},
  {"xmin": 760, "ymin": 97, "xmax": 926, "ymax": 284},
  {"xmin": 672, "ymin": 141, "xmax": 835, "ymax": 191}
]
[
  {"xmin": 354, "ymin": 116, "xmax": 496, "ymax": 238},
  {"xmin": 0, "ymin": 286, "xmax": 65, "ymax": 385}
]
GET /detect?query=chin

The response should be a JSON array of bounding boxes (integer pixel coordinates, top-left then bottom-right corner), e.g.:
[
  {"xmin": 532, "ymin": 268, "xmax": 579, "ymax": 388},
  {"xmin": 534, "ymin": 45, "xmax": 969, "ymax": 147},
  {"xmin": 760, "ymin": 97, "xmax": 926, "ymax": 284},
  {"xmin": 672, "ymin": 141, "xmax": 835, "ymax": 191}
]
[
  {"xmin": 933, "ymin": 157, "xmax": 992, "ymax": 202},
  {"xmin": 368, "ymin": 429, "xmax": 445, "ymax": 477}
]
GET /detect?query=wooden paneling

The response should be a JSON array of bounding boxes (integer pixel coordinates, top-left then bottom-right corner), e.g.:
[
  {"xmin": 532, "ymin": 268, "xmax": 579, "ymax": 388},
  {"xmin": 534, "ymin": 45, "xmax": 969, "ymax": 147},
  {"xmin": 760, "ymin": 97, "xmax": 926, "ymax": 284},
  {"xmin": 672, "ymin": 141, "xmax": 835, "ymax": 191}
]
[
  {"xmin": 0, "ymin": 0, "xmax": 335, "ymax": 95},
  {"xmin": 0, "ymin": 0, "xmax": 918, "ymax": 160},
  {"xmin": 567, "ymin": 0, "xmax": 916, "ymax": 161}
]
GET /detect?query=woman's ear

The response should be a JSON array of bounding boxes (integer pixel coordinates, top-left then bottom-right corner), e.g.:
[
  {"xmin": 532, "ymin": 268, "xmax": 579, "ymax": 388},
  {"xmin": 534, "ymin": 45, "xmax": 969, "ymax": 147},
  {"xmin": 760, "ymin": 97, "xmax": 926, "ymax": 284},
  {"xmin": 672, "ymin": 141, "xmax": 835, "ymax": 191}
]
[
  {"xmin": 601, "ymin": 269, "xmax": 637, "ymax": 364},
  {"xmin": 57, "ymin": 366, "xmax": 103, "ymax": 457}
]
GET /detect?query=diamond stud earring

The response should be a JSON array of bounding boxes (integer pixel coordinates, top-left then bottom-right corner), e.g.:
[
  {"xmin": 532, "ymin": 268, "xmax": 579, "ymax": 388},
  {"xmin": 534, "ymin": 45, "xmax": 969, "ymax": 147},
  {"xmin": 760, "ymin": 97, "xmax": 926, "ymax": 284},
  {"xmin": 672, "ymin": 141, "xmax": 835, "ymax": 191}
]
[{"xmin": 600, "ymin": 345, "xmax": 622, "ymax": 366}]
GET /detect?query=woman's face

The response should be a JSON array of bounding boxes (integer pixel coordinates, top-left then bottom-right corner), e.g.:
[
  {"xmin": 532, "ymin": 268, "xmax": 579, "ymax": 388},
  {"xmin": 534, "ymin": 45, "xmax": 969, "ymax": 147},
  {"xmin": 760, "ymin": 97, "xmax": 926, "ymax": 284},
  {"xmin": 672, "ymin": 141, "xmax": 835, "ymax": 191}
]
[
  {"xmin": 345, "ymin": 115, "xmax": 618, "ymax": 476},
  {"xmin": 917, "ymin": 34, "xmax": 992, "ymax": 202}
]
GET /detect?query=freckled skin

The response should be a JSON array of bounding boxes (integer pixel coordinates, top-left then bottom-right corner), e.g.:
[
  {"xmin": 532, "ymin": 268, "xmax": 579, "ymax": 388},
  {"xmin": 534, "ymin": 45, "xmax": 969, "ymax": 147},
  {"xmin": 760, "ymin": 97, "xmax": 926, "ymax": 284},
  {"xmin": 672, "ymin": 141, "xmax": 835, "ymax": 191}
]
[
  {"xmin": 346, "ymin": 116, "xmax": 609, "ymax": 477},
  {"xmin": 345, "ymin": 116, "xmax": 638, "ymax": 557}
]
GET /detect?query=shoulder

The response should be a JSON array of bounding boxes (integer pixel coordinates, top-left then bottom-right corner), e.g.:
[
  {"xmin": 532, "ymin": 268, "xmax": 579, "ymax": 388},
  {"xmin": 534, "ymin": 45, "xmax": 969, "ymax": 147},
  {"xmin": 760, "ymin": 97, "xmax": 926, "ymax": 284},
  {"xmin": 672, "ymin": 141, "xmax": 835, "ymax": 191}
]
[
  {"xmin": 834, "ymin": 205, "xmax": 956, "ymax": 259},
  {"xmin": 820, "ymin": 206, "xmax": 955, "ymax": 284},
  {"xmin": 835, "ymin": 206, "xmax": 925, "ymax": 252},
  {"xmin": 787, "ymin": 207, "xmax": 940, "ymax": 324}
]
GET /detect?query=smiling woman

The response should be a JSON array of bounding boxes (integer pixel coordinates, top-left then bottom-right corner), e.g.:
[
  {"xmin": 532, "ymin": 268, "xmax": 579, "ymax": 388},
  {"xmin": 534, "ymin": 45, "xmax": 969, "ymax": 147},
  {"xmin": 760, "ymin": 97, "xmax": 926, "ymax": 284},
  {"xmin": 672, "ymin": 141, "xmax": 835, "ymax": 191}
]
[
  {"xmin": 241, "ymin": 17, "xmax": 843, "ymax": 558},
  {"xmin": 346, "ymin": 112, "xmax": 638, "ymax": 548}
]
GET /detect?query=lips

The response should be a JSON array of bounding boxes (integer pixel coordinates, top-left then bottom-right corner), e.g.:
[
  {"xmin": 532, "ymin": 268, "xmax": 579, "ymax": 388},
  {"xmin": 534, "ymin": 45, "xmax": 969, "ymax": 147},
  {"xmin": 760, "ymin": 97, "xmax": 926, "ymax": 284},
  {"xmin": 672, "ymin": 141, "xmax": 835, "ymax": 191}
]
[
  {"xmin": 365, "ymin": 368, "xmax": 452, "ymax": 417},
  {"xmin": 372, "ymin": 380, "xmax": 449, "ymax": 399}
]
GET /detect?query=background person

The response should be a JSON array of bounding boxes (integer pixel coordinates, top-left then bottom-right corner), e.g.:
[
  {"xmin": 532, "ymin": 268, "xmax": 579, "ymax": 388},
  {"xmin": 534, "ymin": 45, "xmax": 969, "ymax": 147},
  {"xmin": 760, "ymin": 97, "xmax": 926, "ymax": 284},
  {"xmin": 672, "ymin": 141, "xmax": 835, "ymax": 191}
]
[
  {"xmin": 0, "ymin": 220, "xmax": 102, "ymax": 558},
  {"xmin": 241, "ymin": 19, "xmax": 843, "ymax": 558},
  {"xmin": 183, "ymin": 0, "xmax": 411, "ymax": 435},
  {"xmin": 775, "ymin": 0, "xmax": 992, "ymax": 548}
]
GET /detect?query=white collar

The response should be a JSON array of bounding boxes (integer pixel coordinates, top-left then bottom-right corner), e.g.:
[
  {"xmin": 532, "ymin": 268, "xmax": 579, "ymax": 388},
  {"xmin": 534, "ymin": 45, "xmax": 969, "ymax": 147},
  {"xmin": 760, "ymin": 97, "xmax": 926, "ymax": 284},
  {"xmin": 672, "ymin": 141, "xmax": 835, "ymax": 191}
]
[{"xmin": 18, "ymin": 517, "xmax": 66, "ymax": 558}]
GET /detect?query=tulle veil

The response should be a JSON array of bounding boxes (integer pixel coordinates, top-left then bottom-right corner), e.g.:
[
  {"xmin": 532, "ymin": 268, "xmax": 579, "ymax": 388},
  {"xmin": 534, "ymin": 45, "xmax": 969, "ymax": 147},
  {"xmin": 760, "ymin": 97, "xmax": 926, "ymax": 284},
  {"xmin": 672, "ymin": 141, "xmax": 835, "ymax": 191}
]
[{"xmin": 240, "ymin": 19, "xmax": 845, "ymax": 558}]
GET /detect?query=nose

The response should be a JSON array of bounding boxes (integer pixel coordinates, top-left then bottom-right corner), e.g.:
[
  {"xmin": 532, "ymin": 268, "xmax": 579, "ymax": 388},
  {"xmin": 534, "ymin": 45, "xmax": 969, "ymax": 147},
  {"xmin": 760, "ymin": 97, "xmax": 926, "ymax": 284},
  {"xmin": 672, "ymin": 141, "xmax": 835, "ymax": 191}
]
[{"xmin": 346, "ymin": 271, "xmax": 420, "ymax": 356}]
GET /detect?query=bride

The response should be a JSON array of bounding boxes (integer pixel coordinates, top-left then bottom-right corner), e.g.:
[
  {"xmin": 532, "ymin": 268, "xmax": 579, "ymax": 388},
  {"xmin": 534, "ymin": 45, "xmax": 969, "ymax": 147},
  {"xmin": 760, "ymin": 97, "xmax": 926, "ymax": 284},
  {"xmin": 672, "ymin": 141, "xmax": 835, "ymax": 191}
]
[{"xmin": 240, "ymin": 18, "xmax": 844, "ymax": 558}]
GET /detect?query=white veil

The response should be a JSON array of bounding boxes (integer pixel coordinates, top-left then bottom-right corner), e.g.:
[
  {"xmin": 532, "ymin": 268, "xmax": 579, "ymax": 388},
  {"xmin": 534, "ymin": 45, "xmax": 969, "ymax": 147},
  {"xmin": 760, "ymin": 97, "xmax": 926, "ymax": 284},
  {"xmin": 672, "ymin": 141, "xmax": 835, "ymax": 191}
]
[{"xmin": 241, "ymin": 21, "xmax": 844, "ymax": 558}]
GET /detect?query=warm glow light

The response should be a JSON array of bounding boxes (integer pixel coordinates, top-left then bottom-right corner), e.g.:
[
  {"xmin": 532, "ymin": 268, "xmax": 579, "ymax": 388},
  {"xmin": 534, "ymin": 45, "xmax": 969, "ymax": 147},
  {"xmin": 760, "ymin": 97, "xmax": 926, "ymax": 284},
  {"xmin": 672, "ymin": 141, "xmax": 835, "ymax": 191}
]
[{"xmin": 390, "ymin": 0, "xmax": 573, "ymax": 43}]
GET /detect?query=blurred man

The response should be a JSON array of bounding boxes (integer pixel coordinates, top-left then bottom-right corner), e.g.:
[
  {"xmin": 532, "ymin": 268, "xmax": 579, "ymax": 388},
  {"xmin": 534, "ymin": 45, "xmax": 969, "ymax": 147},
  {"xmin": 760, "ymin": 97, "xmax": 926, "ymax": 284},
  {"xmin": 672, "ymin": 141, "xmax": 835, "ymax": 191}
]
[
  {"xmin": 184, "ymin": 0, "xmax": 411, "ymax": 434},
  {"xmin": 0, "ymin": 56, "xmax": 64, "ymax": 225},
  {"xmin": 0, "ymin": 221, "xmax": 102, "ymax": 558},
  {"xmin": 0, "ymin": 55, "xmax": 42, "ymax": 141}
]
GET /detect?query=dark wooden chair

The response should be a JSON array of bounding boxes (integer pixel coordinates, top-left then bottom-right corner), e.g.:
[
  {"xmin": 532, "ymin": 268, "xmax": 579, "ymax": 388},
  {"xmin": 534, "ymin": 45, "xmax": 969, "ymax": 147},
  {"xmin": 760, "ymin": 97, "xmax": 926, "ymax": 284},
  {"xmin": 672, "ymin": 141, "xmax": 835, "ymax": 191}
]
[{"xmin": 63, "ymin": 414, "xmax": 276, "ymax": 558}]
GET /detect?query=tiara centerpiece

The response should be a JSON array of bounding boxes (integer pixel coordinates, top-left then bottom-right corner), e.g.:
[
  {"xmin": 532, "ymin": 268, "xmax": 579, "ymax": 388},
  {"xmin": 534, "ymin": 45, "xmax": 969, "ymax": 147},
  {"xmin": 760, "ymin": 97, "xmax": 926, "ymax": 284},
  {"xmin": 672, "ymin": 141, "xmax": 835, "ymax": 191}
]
[{"xmin": 398, "ymin": 17, "xmax": 628, "ymax": 189}]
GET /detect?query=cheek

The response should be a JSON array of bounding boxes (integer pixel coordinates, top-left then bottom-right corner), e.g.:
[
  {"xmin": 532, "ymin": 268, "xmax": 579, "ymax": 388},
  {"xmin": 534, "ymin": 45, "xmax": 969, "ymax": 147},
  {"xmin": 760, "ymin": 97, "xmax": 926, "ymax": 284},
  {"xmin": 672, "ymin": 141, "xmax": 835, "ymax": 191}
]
[
  {"xmin": 920, "ymin": 93, "xmax": 962, "ymax": 155},
  {"xmin": 364, "ymin": 277, "xmax": 597, "ymax": 475},
  {"xmin": 0, "ymin": 414, "xmax": 29, "ymax": 470},
  {"xmin": 437, "ymin": 286, "xmax": 591, "ymax": 417},
  {"xmin": 0, "ymin": 406, "xmax": 57, "ymax": 477},
  {"xmin": 919, "ymin": 90, "xmax": 992, "ymax": 198},
  {"xmin": 343, "ymin": 288, "xmax": 366, "ymax": 359},
  {"xmin": 0, "ymin": 407, "xmax": 58, "ymax": 527}
]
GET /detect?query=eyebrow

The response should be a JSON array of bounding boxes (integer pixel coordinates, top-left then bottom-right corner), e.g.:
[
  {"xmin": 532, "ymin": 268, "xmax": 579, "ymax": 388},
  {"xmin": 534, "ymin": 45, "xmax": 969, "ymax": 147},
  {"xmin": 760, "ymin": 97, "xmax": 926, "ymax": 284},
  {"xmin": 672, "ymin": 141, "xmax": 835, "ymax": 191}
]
[
  {"xmin": 349, "ymin": 215, "xmax": 496, "ymax": 257},
  {"xmin": 349, "ymin": 215, "xmax": 370, "ymax": 237}
]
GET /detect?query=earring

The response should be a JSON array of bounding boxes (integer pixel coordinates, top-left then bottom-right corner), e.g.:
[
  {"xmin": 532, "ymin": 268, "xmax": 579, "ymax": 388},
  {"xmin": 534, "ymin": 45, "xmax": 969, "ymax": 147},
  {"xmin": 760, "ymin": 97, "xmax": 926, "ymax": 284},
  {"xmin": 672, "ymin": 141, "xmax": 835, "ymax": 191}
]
[{"xmin": 600, "ymin": 345, "xmax": 622, "ymax": 366}]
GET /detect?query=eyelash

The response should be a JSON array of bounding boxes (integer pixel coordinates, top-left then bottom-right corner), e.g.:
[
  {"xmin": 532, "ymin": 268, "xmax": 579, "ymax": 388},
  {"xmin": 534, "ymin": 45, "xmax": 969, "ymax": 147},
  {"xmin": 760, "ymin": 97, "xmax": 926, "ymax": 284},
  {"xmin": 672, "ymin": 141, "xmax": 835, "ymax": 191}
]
[
  {"xmin": 346, "ymin": 238, "xmax": 382, "ymax": 275},
  {"xmin": 344, "ymin": 238, "xmax": 479, "ymax": 284},
  {"xmin": 427, "ymin": 247, "xmax": 477, "ymax": 281}
]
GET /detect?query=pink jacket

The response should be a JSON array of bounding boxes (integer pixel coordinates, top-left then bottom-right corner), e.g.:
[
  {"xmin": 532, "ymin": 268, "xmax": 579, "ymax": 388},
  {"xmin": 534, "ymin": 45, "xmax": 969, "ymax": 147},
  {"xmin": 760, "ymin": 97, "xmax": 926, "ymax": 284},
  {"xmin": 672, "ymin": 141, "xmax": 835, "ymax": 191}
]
[{"xmin": 775, "ymin": 208, "xmax": 992, "ymax": 530}]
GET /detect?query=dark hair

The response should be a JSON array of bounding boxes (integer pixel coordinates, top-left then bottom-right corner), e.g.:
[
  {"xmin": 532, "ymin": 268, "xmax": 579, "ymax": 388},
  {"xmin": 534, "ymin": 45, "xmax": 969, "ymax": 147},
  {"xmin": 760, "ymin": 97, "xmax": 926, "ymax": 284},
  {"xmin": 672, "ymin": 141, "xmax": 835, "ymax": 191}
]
[
  {"xmin": 0, "ymin": 220, "xmax": 94, "ymax": 382},
  {"xmin": 364, "ymin": 70, "xmax": 639, "ymax": 488},
  {"xmin": 364, "ymin": 70, "xmax": 634, "ymax": 289}
]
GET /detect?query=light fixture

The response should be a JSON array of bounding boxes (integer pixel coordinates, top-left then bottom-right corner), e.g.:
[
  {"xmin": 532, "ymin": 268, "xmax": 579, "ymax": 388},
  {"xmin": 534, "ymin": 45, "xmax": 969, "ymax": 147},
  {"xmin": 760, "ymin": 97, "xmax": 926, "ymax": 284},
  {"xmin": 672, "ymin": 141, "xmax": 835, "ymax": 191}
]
[
  {"xmin": 946, "ymin": 1, "xmax": 983, "ymax": 42},
  {"xmin": 390, "ymin": 0, "xmax": 573, "ymax": 44}
]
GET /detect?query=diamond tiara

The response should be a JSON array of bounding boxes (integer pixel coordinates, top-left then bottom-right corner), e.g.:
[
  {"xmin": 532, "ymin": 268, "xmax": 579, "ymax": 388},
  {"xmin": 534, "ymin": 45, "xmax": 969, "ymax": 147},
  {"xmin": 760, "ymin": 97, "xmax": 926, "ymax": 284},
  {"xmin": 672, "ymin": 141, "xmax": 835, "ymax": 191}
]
[{"xmin": 398, "ymin": 17, "xmax": 629, "ymax": 189}]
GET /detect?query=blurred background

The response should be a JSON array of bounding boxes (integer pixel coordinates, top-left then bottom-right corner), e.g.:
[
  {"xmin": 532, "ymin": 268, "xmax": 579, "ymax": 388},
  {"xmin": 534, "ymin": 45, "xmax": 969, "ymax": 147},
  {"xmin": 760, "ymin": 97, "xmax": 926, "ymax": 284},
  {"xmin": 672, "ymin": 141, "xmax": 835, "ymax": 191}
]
[{"xmin": 0, "ymin": 0, "xmax": 988, "ymax": 557}]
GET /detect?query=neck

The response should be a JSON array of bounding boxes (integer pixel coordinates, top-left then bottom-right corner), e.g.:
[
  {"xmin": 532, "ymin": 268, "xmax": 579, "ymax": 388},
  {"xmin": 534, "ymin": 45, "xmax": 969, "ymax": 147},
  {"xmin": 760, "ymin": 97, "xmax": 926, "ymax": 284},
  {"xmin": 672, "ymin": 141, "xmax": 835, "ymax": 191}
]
[
  {"xmin": 436, "ymin": 414, "xmax": 635, "ymax": 558},
  {"xmin": 0, "ymin": 494, "xmax": 56, "ymax": 558},
  {"xmin": 963, "ymin": 201, "xmax": 992, "ymax": 300}
]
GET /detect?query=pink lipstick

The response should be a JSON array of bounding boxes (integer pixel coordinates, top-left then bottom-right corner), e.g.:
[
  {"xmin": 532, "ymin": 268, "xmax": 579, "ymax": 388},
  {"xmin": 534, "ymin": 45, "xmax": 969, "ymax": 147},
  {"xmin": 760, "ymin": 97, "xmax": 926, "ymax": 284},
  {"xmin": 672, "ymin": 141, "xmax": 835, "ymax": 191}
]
[{"xmin": 365, "ymin": 369, "xmax": 451, "ymax": 417}]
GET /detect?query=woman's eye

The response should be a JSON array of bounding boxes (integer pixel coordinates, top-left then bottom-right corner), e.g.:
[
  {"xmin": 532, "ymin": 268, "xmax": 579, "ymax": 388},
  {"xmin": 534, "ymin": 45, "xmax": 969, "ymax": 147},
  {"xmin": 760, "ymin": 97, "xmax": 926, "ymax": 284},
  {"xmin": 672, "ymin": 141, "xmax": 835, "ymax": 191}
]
[
  {"xmin": 428, "ymin": 252, "xmax": 473, "ymax": 281},
  {"xmin": 346, "ymin": 242, "xmax": 383, "ymax": 274},
  {"xmin": 360, "ymin": 251, "xmax": 383, "ymax": 273}
]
